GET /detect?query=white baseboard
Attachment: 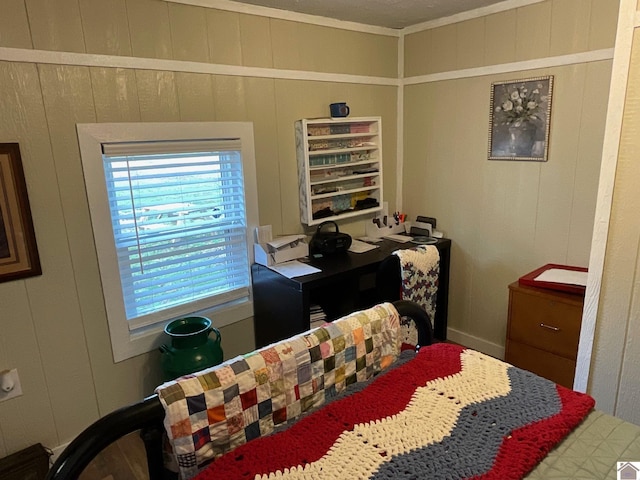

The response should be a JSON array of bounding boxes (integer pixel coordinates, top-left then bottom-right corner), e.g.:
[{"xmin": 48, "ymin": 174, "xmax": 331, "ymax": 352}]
[{"xmin": 446, "ymin": 328, "xmax": 505, "ymax": 360}]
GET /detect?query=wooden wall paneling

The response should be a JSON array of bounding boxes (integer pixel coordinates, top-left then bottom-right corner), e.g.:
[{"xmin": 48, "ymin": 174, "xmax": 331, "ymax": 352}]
[
  {"xmin": 135, "ymin": 70, "xmax": 180, "ymax": 122},
  {"xmin": 589, "ymin": 0, "xmax": 621, "ymax": 50},
  {"xmin": 604, "ymin": 31, "xmax": 640, "ymax": 421},
  {"xmin": 243, "ymin": 77, "xmax": 282, "ymax": 232},
  {"xmin": 427, "ymin": 24, "xmax": 457, "ymax": 74},
  {"xmin": 273, "ymin": 79, "xmax": 324, "ymax": 234},
  {"xmin": 549, "ymin": 0, "xmax": 592, "ymax": 56},
  {"xmin": 89, "ymin": 67, "xmax": 141, "ymax": 123},
  {"xmin": 25, "ymin": 0, "xmax": 85, "ymax": 53},
  {"xmin": 38, "ymin": 61, "xmax": 117, "ymax": 420},
  {"xmin": 176, "ymin": 72, "xmax": 216, "ymax": 121},
  {"xmin": 617, "ymin": 253, "xmax": 640, "ymax": 423},
  {"xmin": 515, "ymin": 1, "xmax": 552, "ymax": 61},
  {"xmin": 212, "ymin": 76, "xmax": 248, "ymax": 121},
  {"xmin": 126, "ymin": 0, "xmax": 173, "ymax": 60},
  {"xmin": 0, "ymin": 279, "xmax": 56, "ymax": 455},
  {"xmin": 567, "ymin": 60, "xmax": 613, "ymax": 265},
  {"xmin": 78, "ymin": 0, "xmax": 132, "ymax": 56},
  {"xmin": 484, "ymin": 10, "xmax": 517, "ymax": 66},
  {"xmin": 0, "ymin": 61, "xmax": 78, "ymax": 453},
  {"xmin": 239, "ymin": 14, "xmax": 274, "ymax": 68},
  {"xmin": 270, "ymin": 19, "xmax": 303, "ymax": 71},
  {"xmin": 206, "ymin": 9, "xmax": 243, "ymax": 66},
  {"xmin": 0, "ymin": 0, "xmax": 33, "ymax": 49},
  {"xmin": 456, "ymin": 18, "xmax": 486, "ymax": 70},
  {"xmin": 403, "ymin": 29, "xmax": 431, "ymax": 77},
  {"xmin": 324, "ymin": 25, "xmax": 357, "ymax": 76},
  {"xmin": 347, "ymin": 30, "xmax": 397, "ymax": 78},
  {"xmin": 533, "ymin": 65, "xmax": 585, "ymax": 264},
  {"xmin": 36, "ymin": 64, "xmax": 101, "ymax": 443},
  {"xmin": 168, "ymin": 3, "xmax": 210, "ymax": 63},
  {"xmin": 217, "ymin": 318, "xmax": 255, "ymax": 359}
]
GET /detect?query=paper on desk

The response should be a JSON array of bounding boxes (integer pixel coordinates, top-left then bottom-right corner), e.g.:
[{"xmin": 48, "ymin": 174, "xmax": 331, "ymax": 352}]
[
  {"xmin": 384, "ymin": 234, "xmax": 411, "ymax": 243},
  {"xmin": 266, "ymin": 234, "xmax": 306, "ymax": 251},
  {"xmin": 269, "ymin": 260, "xmax": 320, "ymax": 278},
  {"xmin": 534, "ymin": 268, "xmax": 588, "ymax": 286},
  {"xmin": 349, "ymin": 239, "xmax": 379, "ymax": 253}
]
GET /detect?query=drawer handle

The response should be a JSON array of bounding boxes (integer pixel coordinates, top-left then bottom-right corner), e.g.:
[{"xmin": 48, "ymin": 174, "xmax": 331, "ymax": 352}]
[{"xmin": 540, "ymin": 323, "xmax": 560, "ymax": 332}]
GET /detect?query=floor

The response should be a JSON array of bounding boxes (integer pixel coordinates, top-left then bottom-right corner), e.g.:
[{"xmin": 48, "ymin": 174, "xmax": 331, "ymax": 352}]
[{"xmin": 78, "ymin": 432, "xmax": 148, "ymax": 480}]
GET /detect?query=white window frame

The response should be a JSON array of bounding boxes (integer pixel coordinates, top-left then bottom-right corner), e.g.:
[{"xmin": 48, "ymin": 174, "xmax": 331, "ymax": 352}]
[{"xmin": 77, "ymin": 122, "xmax": 259, "ymax": 362}]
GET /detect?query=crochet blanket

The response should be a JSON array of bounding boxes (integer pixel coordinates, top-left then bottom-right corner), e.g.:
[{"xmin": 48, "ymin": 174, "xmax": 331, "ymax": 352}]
[
  {"xmin": 196, "ymin": 344, "xmax": 595, "ymax": 480},
  {"xmin": 394, "ymin": 245, "xmax": 439, "ymax": 330}
]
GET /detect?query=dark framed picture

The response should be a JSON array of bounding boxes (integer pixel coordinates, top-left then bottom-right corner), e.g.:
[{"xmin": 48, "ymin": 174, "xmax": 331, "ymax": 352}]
[
  {"xmin": 0, "ymin": 143, "xmax": 41, "ymax": 282},
  {"xmin": 488, "ymin": 76, "xmax": 554, "ymax": 161}
]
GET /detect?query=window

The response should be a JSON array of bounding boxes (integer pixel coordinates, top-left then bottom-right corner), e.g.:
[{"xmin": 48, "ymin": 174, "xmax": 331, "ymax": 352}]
[{"xmin": 77, "ymin": 123, "xmax": 259, "ymax": 362}]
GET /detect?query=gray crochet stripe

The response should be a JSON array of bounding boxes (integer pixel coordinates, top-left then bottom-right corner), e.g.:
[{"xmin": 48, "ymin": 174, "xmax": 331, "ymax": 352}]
[{"xmin": 371, "ymin": 366, "xmax": 561, "ymax": 480}]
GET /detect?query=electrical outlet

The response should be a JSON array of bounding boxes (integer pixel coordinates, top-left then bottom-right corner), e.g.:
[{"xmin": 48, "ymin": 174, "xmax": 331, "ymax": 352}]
[{"xmin": 0, "ymin": 369, "xmax": 23, "ymax": 402}]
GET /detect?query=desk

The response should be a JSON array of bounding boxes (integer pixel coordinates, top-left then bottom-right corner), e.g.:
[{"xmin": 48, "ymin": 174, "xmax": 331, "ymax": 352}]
[{"xmin": 251, "ymin": 238, "xmax": 451, "ymax": 348}]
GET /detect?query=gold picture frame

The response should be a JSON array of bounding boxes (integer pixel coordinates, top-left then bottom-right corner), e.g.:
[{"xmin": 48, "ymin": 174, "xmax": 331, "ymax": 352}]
[
  {"xmin": 488, "ymin": 76, "xmax": 554, "ymax": 161},
  {"xmin": 0, "ymin": 143, "xmax": 41, "ymax": 282}
]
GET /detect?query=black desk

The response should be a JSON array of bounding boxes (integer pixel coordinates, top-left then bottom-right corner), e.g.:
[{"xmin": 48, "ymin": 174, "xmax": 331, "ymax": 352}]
[{"xmin": 251, "ymin": 238, "xmax": 451, "ymax": 348}]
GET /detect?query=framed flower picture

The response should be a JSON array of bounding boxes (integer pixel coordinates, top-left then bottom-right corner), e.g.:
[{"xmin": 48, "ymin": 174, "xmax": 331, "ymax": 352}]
[
  {"xmin": 488, "ymin": 76, "xmax": 554, "ymax": 161},
  {"xmin": 0, "ymin": 143, "xmax": 41, "ymax": 283}
]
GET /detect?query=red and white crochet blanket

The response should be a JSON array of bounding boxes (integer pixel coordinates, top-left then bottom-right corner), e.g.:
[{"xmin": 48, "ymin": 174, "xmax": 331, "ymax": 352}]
[{"xmin": 195, "ymin": 344, "xmax": 594, "ymax": 480}]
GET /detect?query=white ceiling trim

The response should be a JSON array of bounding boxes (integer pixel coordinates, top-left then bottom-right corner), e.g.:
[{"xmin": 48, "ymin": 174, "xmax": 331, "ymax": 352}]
[
  {"xmin": 402, "ymin": 0, "xmax": 546, "ymax": 34},
  {"xmin": 403, "ymin": 48, "xmax": 614, "ymax": 85},
  {"xmin": 0, "ymin": 47, "xmax": 400, "ymax": 86},
  {"xmin": 165, "ymin": 0, "xmax": 400, "ymax": 36},
  {"xmin": 0, "ymin": 46, "xmax": 612, "ymax": 88}
]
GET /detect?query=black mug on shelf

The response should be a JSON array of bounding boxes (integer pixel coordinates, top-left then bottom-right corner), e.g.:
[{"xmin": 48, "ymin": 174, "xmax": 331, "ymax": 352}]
[{"xmin": 330, "ymin": 102, "xmax": 350, "ymax": 117}]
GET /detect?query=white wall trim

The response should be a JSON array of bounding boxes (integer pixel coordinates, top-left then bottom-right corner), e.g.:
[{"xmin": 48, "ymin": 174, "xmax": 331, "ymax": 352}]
[
  {"xmin": 395, "ymin": 34, "xmax": 405, "ymax": 212},
  {"xmin": 446, "ymin": 328, "xmax": 505, "ymax": 360},
  {"xmin": 0, "ymin": 46, "xmax": 611, "ymax": 91},
  {"xmin": 165, "ymin": 0, "xmax": 400, "ymax": 36},
  {"xmin": 574, "ymin": 0, "xmax": 637, "ymax": 393},
  {"xmin": 0, "ymin": 47, "xmax": 399, "ymax": 87},
  {"xmin": 402, "ymin": 0, "xmax": 545, "ymax": 35},
  {"xmin": 404, "ymin": 49, "xmax": 615, "ymax": 86}
]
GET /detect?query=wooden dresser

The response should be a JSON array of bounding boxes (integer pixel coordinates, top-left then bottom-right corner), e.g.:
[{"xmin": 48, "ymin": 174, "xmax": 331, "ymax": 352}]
[{"xmin": 505, "ymin": 281, "xmax": 584, "ymax": 389}]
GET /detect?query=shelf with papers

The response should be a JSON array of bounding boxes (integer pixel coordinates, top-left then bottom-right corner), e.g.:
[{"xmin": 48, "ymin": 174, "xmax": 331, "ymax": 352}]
[{"xmin": 296, "ymin": 117, "xmax": 383, "ymax": 226}]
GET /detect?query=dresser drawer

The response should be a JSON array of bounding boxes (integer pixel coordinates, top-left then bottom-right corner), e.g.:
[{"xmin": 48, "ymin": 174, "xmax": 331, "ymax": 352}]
[
  {"xmin": 505, "ymin": 340, "xmax": 576, "ymax": 388},
  {"xmin": 508, "ymin": 285, "xmax": 582, "ymax": 360}
]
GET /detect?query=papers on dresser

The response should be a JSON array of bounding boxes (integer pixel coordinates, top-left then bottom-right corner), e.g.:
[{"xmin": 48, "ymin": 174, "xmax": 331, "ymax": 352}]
[
  {"xmin": 269, "ymin": 260, "xmax": 320, "ymax": 278},
  {"xmin": 534, "ymin": 268, "xmax": 588, "ymax": 287}
]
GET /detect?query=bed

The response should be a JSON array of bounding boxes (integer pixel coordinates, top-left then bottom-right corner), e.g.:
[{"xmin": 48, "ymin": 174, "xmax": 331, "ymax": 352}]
[{"xmin": 46, "ymin": 300, "xmax": 640, "ymax": 480}]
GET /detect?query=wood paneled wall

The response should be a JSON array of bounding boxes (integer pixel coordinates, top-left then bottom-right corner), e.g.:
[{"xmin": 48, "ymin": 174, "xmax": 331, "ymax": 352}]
[{"xmin": 0, "ymin": 0, "xmax": 397, "ymax": 456}]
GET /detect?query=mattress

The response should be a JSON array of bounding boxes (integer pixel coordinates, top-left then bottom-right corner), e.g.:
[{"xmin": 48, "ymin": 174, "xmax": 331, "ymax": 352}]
[{"xmin": 527, "ymin": 409, "xmax": 640, "ymax": 479}]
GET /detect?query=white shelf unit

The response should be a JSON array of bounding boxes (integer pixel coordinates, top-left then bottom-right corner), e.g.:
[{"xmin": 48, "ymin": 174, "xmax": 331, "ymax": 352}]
[{"xmin": 295, "ymin": 116, "xmax": 383, "ymax": 226}]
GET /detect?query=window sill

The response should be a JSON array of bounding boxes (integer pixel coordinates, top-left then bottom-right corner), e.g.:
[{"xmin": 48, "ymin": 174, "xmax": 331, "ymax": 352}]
[{"xmin": 111, "ymin": 299, "xmax": 253, "ymax": 363}]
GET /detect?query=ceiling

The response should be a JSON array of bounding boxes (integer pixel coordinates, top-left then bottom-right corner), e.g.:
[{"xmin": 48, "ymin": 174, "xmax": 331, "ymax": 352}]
[{"xmin": 229, "ymin": 0, "xmax": 511, "ymax": 29}]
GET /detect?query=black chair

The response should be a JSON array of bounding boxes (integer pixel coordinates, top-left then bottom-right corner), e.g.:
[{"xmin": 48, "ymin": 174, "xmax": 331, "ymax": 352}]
[
  {"xmin": 376, "ymin": 254, "xmax": 434, "ymax": 348},
  {"xmin": 375, "ymin": 254, "xmax": 402, "ymax": 303}
]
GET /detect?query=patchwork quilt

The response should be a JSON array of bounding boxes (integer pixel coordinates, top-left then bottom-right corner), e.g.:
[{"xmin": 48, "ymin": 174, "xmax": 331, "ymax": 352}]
[
  {"xmin": 195, "ymin": 344, "xmax": 595, "ymax": 480},
  {"xmin": 156, "ymin": 303, "xmax": 401, "ymax": 479}
]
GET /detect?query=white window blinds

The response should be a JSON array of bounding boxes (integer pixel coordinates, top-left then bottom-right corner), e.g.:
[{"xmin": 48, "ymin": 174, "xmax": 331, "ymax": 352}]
[{"xmin": 101, "ymin": 139, "xmax": 249, "ymax": 330}]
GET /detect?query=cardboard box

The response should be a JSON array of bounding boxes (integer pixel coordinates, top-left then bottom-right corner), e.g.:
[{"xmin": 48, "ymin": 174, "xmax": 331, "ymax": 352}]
[{"xmin": 254, "ymin": 235, "xmax": 309, "ymax": 266}]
